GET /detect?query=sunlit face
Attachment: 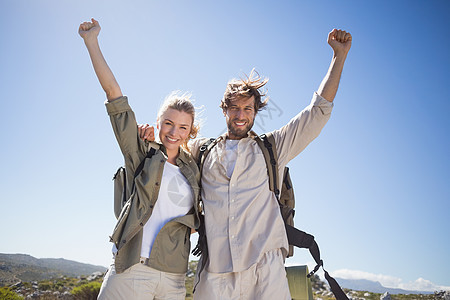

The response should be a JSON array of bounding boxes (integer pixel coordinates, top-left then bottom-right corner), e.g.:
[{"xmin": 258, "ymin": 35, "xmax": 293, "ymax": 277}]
[
  {"xmin": 223, "ymin": 96, "xmax": 256, "ymax": 140},
  {"xmin": 157, "ymin": 108, "xmax": 193, "ymax": 153}
]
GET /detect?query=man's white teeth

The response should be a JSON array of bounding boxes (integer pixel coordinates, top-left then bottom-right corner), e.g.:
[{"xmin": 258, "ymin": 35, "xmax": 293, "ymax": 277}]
[{"xmin": 235, "ymin": 122, "xmax": 245, "ymax": 126}]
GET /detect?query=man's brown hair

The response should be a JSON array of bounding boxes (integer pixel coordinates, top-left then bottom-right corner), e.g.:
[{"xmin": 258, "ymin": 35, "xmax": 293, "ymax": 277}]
[{"xmin": 220, "ymin": 69, "xmax": 269, "ymax": 114}]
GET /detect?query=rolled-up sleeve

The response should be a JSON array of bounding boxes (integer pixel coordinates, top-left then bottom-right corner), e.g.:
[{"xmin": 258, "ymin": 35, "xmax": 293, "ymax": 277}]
[
  {"xmin": 105, "ymin": 96, "xmax": 148, "ymax": 175},
  {"xmin": 105, "ymin": 96, "xmax": 132, "ymax": 115},
  {"xmin": 273, "ymin": 92, "xmax": 334, "ymax": 166}
]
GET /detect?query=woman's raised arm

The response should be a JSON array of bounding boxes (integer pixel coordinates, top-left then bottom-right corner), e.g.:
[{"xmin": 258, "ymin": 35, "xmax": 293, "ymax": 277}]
[{"xmin": 79, "ymin": 18, "xmax": 122, "ymax": 101}]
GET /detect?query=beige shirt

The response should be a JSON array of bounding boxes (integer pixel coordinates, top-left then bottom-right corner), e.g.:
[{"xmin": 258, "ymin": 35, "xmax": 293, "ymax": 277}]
[{"xmin": 191, "ymin": 93, "xmax": 333, "ymax": 273}]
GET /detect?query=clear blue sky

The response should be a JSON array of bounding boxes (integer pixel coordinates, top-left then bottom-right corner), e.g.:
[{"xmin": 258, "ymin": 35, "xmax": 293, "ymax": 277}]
[{"xmin": 1, "ymin": 0, "xmax": 449, "ymax": 292}]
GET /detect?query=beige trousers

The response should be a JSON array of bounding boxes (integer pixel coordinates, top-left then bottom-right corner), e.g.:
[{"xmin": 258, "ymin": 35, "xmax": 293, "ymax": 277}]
[
  {"xmin": 194, "ymin": 248, "xmax": 291, "ymax": 300},
  {"xmin": 98, "ymin": 262, "xmax": 186, "ymax": 300}
]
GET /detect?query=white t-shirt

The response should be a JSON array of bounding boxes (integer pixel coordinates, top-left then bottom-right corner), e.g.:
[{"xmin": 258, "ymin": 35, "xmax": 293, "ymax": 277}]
[
  {"xmin": 224, "ymin": 139, "xmax": 239, "ymax": 178},
  {"xmin": 140, "ymin": 161, "xmax": 194, "ymax": 258}
]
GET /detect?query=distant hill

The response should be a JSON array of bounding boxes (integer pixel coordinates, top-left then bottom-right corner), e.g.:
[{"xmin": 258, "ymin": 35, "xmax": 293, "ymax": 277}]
[
  {"xmin": 0, "ymin": 253, "xmax": 107, "ymax": 286},
  {"xmin": 336, "ymin": 278, "xmax": 433, "ymax": 295}
]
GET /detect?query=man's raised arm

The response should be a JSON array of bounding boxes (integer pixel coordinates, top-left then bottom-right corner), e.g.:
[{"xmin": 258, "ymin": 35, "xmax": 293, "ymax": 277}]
[{"xmin": 317, "ymin": 28, "xmax": 352, "ymax": 102}]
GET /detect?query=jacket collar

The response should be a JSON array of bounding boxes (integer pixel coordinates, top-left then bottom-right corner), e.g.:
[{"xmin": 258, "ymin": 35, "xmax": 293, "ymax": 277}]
[
  {"xmin": 147, "ymin": 141, "xmax": 192, "ymax": 165},
  {"xmin": 176, "ymin": 149, "xmax": 193, "ymax": 165}
]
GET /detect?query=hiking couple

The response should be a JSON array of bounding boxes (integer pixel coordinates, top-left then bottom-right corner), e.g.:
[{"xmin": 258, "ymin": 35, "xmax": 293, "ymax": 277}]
[{"xmin": 79, "ymin": 18, "xmax": 352, "ymax": 300}]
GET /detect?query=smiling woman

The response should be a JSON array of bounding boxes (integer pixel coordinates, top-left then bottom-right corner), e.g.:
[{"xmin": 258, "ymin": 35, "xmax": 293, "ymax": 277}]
[
  {"xmin": 156, "ymin": 91, "xmax": 200, "ymax": 163},
  {"xmin": 79, "ymin": 18, "xmax": 201, "ymax": 300}
]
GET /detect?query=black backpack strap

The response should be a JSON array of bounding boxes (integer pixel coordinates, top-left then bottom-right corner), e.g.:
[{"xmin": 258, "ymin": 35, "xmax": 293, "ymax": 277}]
[
  {"xmin": 285, "ymin": 224, "xmax": 349, "ymax": 300},
  {"xmin": 113, "ymin": 166, "xmax": 127, "ymax": 210},
  {"xmin": 114, "ymin": 147, "xmax": 158, "ymax": 211},
  {"xmin": 192, "ymin": 137, "xmax": 221, "ymax": 293},
  {"xmin": 134, "ymin": 147, "xmax": 157, "ymax": 178},
  {"xmin": 325, "ymin": 271, "xmax": 349, "ymax": 300},
  {"xmin": 192, "ymin": 137, "xmax": 221, "ymax": 251},
  {"xmin": 129, "ymin": 147, "xmax": 157, "ymax": 195},
  {"xmin": 255, "ymin": 133, "xmax": 280, "ymax": 199},
  {"xmin": 257, "ymin": 133, "xmax": 348, "ymax": 300},
  {"xmin": 197, "ymin": 138, "xmax": 216, "ymax": 173}
]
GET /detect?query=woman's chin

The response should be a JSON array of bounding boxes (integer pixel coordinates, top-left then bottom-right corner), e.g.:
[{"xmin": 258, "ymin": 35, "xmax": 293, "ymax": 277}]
[{"xmin": 162, "ymin": 141, "xmax": 180, "ymax": 151}]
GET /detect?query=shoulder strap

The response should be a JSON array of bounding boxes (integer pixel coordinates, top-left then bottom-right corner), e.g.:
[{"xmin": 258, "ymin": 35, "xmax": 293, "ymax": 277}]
[
  {"xmin": 129, "ymin": 147, "xmax": 157, "ymax": 195},
  {"xmin": 134, "ymin": 147, "xmax": 157, "ymax": 178},
  {"xmin": 197, "ymin": 137, "xmax": 220, "ymax": 174},
  {"xmin": 286, "ymin": 224, "xmax": 349, "ymax": 300},
  {"xmin": 192, "ymin": 137, "xmax": 221, "ymax": 293},
  {"xmin": 256, "ymin": 133, "xmax": 349, "ymax": 300},
  {"xmin": 255, "ymin": 133, "xmax": 280, "ymax": 199}
]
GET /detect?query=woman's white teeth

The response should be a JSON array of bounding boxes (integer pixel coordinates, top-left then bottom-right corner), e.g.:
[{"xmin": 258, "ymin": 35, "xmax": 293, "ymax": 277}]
[{"xmin": 167, "ymin": 137, "xmax": 177, "ymax": 142}]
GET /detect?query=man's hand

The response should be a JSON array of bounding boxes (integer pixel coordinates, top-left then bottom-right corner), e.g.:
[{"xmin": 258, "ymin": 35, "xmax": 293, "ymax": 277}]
[
  {"xmin": 138, "ymin": 124, "xmax": 155, "ymax": 142},
  {"xmin": 79, "ymin": 18, "xmax": 101, "ymax": 41},
  {"xmin": 328, "ymin": 29, "xmax": 352, "ymax": 56}
]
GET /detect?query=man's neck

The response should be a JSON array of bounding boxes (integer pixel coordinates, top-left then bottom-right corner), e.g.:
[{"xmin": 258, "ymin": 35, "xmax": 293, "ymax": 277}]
[{"xmin": 226, "ymin": 131, "xmax": 248, "ymax": 140}]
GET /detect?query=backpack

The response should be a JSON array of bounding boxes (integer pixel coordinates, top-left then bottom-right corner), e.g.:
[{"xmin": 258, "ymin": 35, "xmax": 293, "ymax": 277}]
[
  {"xmin": 193, "ymin": 133, "xmax": 349, "ymax": 300},
  {"xmin": 112, "ymin": 148, "xmax": 157, "ymax": 219}
]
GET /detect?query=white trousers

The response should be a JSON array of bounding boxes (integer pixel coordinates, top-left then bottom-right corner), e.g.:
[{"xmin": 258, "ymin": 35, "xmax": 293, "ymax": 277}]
[
  {"xmin": 98, "ymin": 262, "xmax": 186, "ymax": 300},
  {"xmin": 194, "ymin": 248, "xmax": 291, "ymax": 300}
]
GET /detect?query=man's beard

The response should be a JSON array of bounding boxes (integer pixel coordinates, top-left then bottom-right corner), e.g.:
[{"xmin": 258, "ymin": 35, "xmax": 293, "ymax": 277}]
[{"xmin": 227, "ymin": 118, "xmax": 254, "ymax": 139}]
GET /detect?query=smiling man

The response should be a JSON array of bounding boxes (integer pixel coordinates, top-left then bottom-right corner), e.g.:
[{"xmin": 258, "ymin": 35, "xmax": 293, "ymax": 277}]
[{"xmin": 193, "ymin": 28, "xmax": 351, "ymax": 300}]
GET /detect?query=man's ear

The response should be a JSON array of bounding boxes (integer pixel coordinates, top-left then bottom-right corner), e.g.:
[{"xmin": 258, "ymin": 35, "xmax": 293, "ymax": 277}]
[{"xmin": 222, "ymin": 108, "xmax": 227, "ymax": 117}]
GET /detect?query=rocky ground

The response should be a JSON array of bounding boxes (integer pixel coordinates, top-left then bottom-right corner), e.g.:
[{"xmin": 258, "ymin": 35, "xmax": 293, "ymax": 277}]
[
  {"xmin": 1, "ymin": 263, "xmax": 449, "ymax": 300},
  {"xmin": 1, "ymin": 272, "xmax": 103, "ymax": 299}
]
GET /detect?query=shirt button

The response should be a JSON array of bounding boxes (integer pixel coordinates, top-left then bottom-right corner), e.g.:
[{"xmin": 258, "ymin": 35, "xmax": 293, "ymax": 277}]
[
  {"xmin": 232, "ymin": 184, "xmax": 235, "ymax": 187},
  {"xmin": 231, "ymin": 235, "xmax": 235, "ymax": 239},
  {"xmin": 231, "ymin": 199, "xmax": 235, "ymax": 203},
  {"xmin": 231, "ymin": 216, "xmax": 235, "ymax": 220}
]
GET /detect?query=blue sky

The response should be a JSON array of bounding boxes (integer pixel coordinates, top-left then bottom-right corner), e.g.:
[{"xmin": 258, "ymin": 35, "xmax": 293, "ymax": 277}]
[{"xmin": 1, "ymin": 0, "xmax": 449, "ymax": 292}]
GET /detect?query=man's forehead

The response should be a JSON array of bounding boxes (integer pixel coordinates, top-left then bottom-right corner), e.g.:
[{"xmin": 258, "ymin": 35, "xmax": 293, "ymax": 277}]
[{"xmin": 229, "ymin": 95, "xmax": 255, "ymax": 106}]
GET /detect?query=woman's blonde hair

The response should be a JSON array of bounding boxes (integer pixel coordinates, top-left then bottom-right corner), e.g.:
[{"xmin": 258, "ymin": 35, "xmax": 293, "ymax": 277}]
[{"xmin": 157, "ymin": 91, "xmax": 199, "ymax": 152}]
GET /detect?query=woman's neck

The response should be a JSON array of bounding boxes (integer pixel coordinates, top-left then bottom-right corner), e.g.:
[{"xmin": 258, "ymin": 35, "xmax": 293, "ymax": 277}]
[{"xmin": 166, "ymin": 148, "xmax": 179, "ymax": 165}]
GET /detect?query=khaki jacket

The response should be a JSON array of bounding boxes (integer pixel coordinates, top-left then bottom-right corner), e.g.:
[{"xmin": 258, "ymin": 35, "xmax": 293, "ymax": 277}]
[{"xmin": 106, "ymin": 96, "xmax": 200, "ymax": 274}]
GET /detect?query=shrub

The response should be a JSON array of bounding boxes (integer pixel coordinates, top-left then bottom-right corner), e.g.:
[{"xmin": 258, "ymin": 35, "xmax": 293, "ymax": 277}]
[
  {"xmin": 38, "ymin": 281, "xmax": 53, "ymax": 290},
  {"xmin": 71, "ymin": 281, "xmax": 101, "ymax": 300},
  {"xmin": 0, "ymin": 287, "xmax": 23, "ymax": 300}
]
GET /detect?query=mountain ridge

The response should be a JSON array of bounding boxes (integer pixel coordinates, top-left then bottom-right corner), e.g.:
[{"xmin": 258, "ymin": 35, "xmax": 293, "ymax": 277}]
[
  {"xmin": 0, "ymin": 253, "xmax": 107, "ymax": 286},
  {"xmin": 0, "ymin": 253, "xmax": 441, "ymax": 296},
  {"xmin": 336, "ymin": 277, "xmax": 434, "ymax": 295}
]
